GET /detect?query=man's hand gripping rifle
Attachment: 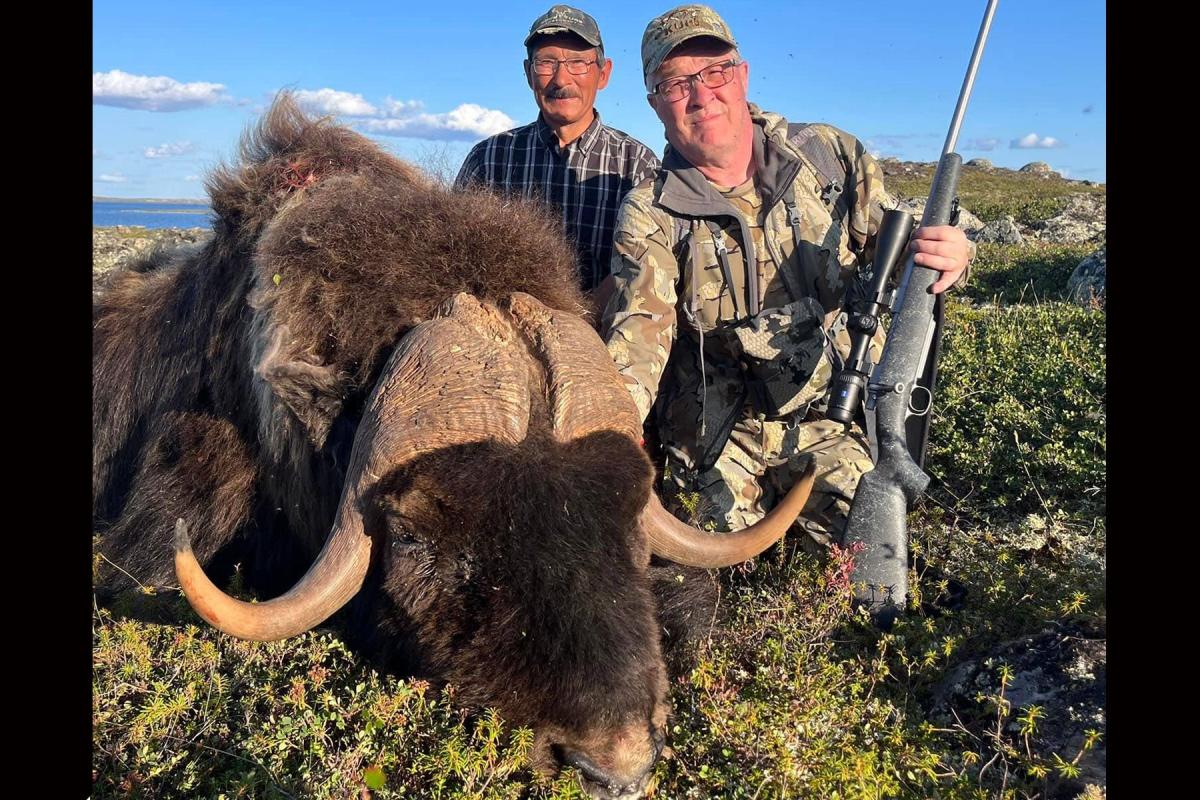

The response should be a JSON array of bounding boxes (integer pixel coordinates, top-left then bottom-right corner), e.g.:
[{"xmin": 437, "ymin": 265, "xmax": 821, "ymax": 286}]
[{"xmin": 838, "ymin": 0, "xmax": 999, "ymax": 628}]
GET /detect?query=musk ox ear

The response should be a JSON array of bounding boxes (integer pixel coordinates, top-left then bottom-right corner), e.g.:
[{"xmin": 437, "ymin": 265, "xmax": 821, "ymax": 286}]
[{"xmin": 253, "ymin": 322, "xmax": 348, "ymax": 449}]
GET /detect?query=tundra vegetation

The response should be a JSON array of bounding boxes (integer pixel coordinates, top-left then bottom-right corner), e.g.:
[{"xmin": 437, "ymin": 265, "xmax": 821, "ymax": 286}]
[{"xmin": 93, "ymin": 157, "xmax": 1105, "ymax": 798}]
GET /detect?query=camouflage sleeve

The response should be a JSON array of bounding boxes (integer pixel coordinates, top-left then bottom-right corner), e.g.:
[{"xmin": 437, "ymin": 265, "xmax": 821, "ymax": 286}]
[
  {"xmin": 630, "ymin": 143, "xmax": 662, "ymax": 191},
  {"xmin": 601, "ymin": 188, "xmax": 680, "ymax": 424},
  {"xmin": 453, "ymin": 142, "xmax": 486, "ymax": 190},
  {"xmin": 825, "ymin": 126, "xmax": 889, "ymax": 256}
]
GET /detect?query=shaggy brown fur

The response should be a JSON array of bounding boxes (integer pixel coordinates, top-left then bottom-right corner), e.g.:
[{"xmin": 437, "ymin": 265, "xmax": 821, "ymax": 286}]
[
  {"xmin": 95, "ymin": 93, "xmax": 587, "ymax": 558},
  {"xmin": 93, "ymin": 95, "xmax": 716, "ymax": 792}
]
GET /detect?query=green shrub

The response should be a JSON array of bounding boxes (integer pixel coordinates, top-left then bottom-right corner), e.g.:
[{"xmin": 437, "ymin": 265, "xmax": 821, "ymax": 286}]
[
  {"xmin": 92, "ymin": 611, "xmax": 579, "ymax": 799},
  {"xmin": 883, "ymin": 166, "xmax": 1104, "ymax": 225},
  {"xmin": 963, "ymin": 242, "xmax": 1098, "ymax": 306},
  {"xmin": 927, "ymin": 301, "xmax": 1105, "ymax": 525}
]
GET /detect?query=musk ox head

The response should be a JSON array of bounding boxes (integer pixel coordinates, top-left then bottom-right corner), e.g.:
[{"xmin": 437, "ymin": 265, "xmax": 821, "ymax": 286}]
[{"xmin": 109, "ymin": 94, "xmax": 814, "ymax": 799}]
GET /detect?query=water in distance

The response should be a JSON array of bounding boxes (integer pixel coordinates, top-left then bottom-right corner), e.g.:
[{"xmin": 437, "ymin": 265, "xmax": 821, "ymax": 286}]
[{"xmin": 94, "ymin": 200, "xmax": 212, "ymax": 230}]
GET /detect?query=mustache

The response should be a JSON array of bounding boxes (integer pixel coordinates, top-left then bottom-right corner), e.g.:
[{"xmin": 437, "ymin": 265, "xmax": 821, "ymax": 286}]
[{"xmin": 542, "ymin": 86, "xmax": 581, "ymax": 100}]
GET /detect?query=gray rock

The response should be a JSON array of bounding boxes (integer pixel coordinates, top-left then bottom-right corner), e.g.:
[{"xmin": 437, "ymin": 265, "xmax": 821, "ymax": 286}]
[
  {"xmin": 92, "ymin": 226, "xmax": 211, "ymax": 300},
  {"xmin": 966, "ymin": 158, "xmax": 994, "ymax": 169},
  {"xmin": 1019, "ymin": 161, "xmax": 1059, "ymax": 177},
  {"xmin": 1067, "ymin": 245, "xmax": 1106, "ymax": 309},
  {"xmin": 878, "ymin": 158, "xmax": 928, "ymax": 179},
  {"xmin": 971, "ymin": 214, "xmax": 1025, "ymax": 245},
  {"xmin": 1032, "ymin": 193, "xmax": 1107, "ymax": 245},
  {"xmin": 893, "ymin": 196, "xmax": 985, "ymax": 235},
  {"xmin": 932, "ymin": 621, "xmax": 1106, "ymax": 796}
]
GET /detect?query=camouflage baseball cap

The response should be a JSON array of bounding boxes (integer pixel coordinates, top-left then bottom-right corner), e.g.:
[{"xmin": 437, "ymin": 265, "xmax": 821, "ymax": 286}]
[
  {"xmin": 524, "ymin": 5, "xmax": 603, "ymax": 49},
  {"xmin": 641, "ymin": 4, "xmax": 738, "ymax": 84}
]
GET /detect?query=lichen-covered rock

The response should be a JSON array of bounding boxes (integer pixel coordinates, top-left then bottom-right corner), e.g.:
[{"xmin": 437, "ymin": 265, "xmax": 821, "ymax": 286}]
[
  {"xmin": 966, "ymin": 158, "xmax": 994, "ymax": 169},
  {"xmin": 878, "ymin": 158, "xmax": 929, "ymax": 179},
  {"xmin": 971, "ymin": 214, "xmax": 1025, "ymax": 245},
  {"xmin": 1019, "ymin": 161, "xmax": 1059, "ymax": 177},
  {"xmin": 1033, "ymin": 194, "xmax": 1107, "ymax": 245},
  {"xmin": 894, "ymin": 195, "xmax": 985, "ymax": 235},
  {"xmin": 1067, "ymin": 245, "xmax": 1106, "ymax": 309},
  {"xmin": 92, "ymin": 226, "xmax": 211, "ymax": 299},
  {"xmin": 933, "ymin": 620, "xmax": 1106, "ymax": 797}
]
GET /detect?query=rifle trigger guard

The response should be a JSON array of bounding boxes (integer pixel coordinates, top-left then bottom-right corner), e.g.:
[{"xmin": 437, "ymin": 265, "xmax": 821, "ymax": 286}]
[{"xmin": 908, "ymin": 384, "xmax": 932, "ymax": 416}]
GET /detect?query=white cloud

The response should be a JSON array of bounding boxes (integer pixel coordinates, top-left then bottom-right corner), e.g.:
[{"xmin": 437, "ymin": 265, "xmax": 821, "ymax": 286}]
[
  {"xmin": 1011, "ymin": 132, "xmax": 1063, "ymax": 149},
  {"xmin": 280, "ymin": 86, "xmax": 515, "ymax": 142},
  {"xmin": 359, "ymin": 103, "xmax": 516, "ymax": 141},
  {"xmin": 144, "ymin": 141, "xmax": 195, "ymax": 159},
  {"xmin": 184, "ymin": 174, "xmax": 202, "ymax": 181},
  {"xmin": 293, "ymin": 88, "xmax": 378, "ymax": 118},
  {"xmin": 94, "ymin": 69, "xmax": 230, "ymax": 111},
  {"xmin": 965, "ymin": 137, "xmax": 1001, "ymax": 151},
  {"xmin": 97, "ymin": 173, "xmax": 127, "ymax": 183},
  {"xmin": 380, "ymin": 97, "xmax": 423, "ymax": 117}
]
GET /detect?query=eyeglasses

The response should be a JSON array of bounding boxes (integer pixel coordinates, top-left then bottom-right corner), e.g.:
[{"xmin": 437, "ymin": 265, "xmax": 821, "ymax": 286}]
[
  {"xmin": 530, "ymin": 57, "xmax": 598, "ymax": 76},
  {"xmin": 652, "ymin": 59, "xmax": 741, "ymax": 102}
]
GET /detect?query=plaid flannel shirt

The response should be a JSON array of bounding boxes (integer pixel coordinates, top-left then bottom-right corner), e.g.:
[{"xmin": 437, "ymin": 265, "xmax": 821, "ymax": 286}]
[{"xmin": 454, "ymin": 111, "xmax": 661, "ymax": 290}]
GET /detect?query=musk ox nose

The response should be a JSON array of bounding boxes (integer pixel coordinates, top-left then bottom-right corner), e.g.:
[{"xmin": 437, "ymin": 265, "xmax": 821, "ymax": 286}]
[{"xmin": 558, "ymin": 724, "xmax": 664, "ymax": 800}]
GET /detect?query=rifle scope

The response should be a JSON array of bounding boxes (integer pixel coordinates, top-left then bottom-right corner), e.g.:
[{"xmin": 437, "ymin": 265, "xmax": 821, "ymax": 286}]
[{"xmin": 826, "ymin": 209, "xmax": 915, "ymax": 425}]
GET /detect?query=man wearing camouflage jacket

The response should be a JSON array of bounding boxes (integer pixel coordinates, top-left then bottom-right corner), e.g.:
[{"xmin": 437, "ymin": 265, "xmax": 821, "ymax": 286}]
[{"xmin": 602, "ymin": 4, "xmax": 973, "ymax": 545}]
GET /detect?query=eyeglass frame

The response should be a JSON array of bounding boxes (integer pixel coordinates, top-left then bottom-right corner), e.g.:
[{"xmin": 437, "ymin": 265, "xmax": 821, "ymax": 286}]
[
  {"xmin": 650, "ymin": 58, "xmax": 743, "ymax": 102},
  {"xmin": 529, "ymin": 57, "xmax": 600, "ymax": 77}
]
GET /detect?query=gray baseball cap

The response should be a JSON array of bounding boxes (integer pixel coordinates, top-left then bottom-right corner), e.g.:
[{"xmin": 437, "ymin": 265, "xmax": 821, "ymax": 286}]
[
  {"xmin": 641, "ymin": 4, "xmax": 738, "ymax": 84},
  {"xmin": 524, "ymin": 5, "xmax": 603, "ymax": 49}
]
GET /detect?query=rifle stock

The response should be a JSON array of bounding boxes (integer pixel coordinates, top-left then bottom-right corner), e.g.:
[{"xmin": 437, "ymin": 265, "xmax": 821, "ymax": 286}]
[{"xmin": 844, "ymin": 155, "xmax": 961, "ymax": 625}]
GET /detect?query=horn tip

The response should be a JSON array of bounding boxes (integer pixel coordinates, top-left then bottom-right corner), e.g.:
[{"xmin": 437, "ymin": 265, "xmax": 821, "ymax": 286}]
[{"xmin": 173, "ymin": 518, "xmax": 194, "ymax": 555}]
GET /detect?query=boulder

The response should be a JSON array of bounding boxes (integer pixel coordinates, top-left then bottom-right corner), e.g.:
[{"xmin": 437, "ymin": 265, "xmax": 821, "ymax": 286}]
[
  {"xmin": 92, "ymin": 226, "xmax": 211, "ymax": 299},
  {"xmin": 1032, "ymin": 194, "xmax": 1107, "ymax": 245},
  {"xmin": 893, "ymin": 195, "xmax": 985, "ymax": 236},
  {"xmin": 1067, "ymin": 245, "xmax": 1106, "ymax": 309},
  {"xmin": 971, "ymin": 214, "xmax": 1025, "ymax": 245},
  {"xmin": 932, "ymin": 621, "xmax": 1106, "ymax": 797},
  {"xmin": 966, "ymin": 158, "xmax": 994, "ymax": 169},
  {"xmin": 1019, "ymin": 161, "xmax": 1059, "ymax": 177}
]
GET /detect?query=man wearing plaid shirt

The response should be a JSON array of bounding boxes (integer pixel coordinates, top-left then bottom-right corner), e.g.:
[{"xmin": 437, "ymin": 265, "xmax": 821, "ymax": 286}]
[{"xmin": 454, "ymin": 5, "xmax": 661, "ymax": 298}]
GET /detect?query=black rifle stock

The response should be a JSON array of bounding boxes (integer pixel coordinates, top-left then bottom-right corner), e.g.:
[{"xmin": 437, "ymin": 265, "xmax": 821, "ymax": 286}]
[{"xmin": 843, "ymin": 0, "xmax": 998, "ymax": 627}]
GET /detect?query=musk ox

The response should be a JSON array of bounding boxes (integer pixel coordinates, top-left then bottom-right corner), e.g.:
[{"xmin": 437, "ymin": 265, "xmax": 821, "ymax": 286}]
[{"xmin": 93, "ymin": 94, "xmax": 813, "ymax": 799}]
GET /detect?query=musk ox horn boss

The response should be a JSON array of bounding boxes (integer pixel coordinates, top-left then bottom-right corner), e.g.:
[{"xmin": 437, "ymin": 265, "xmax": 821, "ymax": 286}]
[{"xmin": 93, "ymin": 94, "xmax": 814, "ymax": 800}]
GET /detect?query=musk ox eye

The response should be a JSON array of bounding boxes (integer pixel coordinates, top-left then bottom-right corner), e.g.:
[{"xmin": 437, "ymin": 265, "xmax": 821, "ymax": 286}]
[{"xmin": 385, "ymin": 516, "xmax": 424, "ymax": 551}]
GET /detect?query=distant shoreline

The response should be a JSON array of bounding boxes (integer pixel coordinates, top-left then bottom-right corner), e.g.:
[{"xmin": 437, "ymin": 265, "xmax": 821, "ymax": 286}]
[{"xmin": 94, "ymin": 196, "xmax": 210, "ymax": 206}]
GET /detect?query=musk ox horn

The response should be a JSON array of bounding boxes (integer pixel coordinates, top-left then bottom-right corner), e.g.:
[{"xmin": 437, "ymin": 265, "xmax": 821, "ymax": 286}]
[
  {"xmin": 505, "ymin": 291, "xmax": 812, "ymax": 568},
  {"xmin": 638, "ymin": 462, "xmax": 817, "ymax": 567},
  {"xmin": 175, "ymin": 293, "xmax": 532, "ymax": 640}
]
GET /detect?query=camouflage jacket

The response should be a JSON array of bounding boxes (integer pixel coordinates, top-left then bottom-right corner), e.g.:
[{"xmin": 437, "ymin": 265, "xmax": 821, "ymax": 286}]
[{"xmin": 602, "ymin": 105, "xmax": 888, "ymax": 439}]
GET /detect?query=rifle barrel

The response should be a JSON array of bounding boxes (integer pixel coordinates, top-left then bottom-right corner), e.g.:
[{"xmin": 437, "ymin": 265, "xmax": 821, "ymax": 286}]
[{"xmin": 942, "ymin": 0, "xmax": 1000, "ymax": 156}]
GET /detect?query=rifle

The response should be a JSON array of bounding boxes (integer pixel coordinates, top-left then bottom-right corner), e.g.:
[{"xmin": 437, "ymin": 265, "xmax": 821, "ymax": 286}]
[{"xmin": 841, "ymin": 0, "xmax": 1000, "ymax": 628}]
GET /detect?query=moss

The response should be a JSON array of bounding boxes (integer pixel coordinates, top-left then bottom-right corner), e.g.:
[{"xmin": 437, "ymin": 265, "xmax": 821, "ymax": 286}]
[
  {"xmin": 961, "ymin": 242, "xmax": 1097, "ymax": 305},
  {"xmin": 884, "ymin": 166, "xmax": 1105, "ymax": 225}
]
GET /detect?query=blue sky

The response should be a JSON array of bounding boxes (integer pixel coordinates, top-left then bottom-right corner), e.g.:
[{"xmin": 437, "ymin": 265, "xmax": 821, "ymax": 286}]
[{"xmin": 93, "ymin": 0, "xmax": 1106, "ymax": 199}]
